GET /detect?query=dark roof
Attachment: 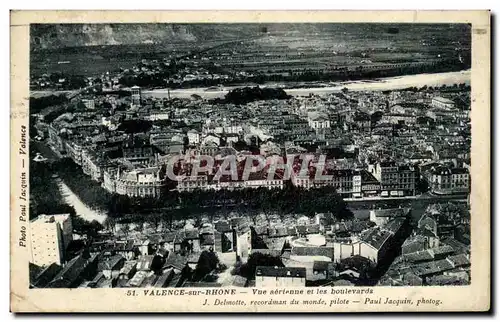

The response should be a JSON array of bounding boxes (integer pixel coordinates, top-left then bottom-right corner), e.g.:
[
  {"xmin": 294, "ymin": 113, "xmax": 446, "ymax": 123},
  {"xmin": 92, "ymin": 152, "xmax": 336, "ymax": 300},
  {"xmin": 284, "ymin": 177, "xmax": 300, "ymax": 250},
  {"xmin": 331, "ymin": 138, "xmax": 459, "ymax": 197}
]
[
  {"xmin": 47, "ymin": 254, "xmax": 96, "ymax": 288},
  {"xmin": 31, "ymin": 263, "xmax": 62, "ymax": 288},
  {"xmin": 296, "ymin": 225, "xmax": 307, "ymax": 234},
  {"xmin": 214, "ymin": 220, "xmax": 232, "ymax": 233},
  {"xmin": 264, "ymin": 237, "xmax": 286, "ymax": 251},
  {"xmin": 287, "ymin": 227, "xmax": 297, "ymax": 236},
  {"xmin": 164, "ymin": 252, "xmax": 188, "ymax": 270},
  {"xmin": 232, "ymin": 276, "xmax": 248, "ymax": 287},
  {"xmin": 362, "ymin": 228, "xmax": 393, "ymax": 250},
  {"xmin": 153, "ymin": 269, "xmax": 175, "ymax": 287},
  {"xmin": 119, "ymin": 260, "xmax": 138, "ymax": 275},
  {"xmin": 450, "ymin": 168, "xmax": 469, "ymax": 174},
  {"xmin": 149, "ymin": 234, "xmax": 163, "ymax": 244},
  {"xmin": 156, "ymin": 248, "xmax": 168, "ymax": 257},
  {"xmin": 402, "ymin": 272, "xmax": 423, "ymax": 286},
  {"xmin": 372, "ymin": 208, "xmax": 411, "ymax": 218},
  {"xmin": 313, "ymin": 261, "xmax": 330, "ymax": 271},
  {"xmin": 255, "ymin": 266, "xmax": 306, "ymax": 278},
  {"xmin": 345, "ymin": 219, "xmax": 375, "ymax": 233},
  {"xmin": 115, "ymin": 240, "xmax": 135, "ymax": 251},
  {"xmin": 165, "ymin": 273, "xmax": 183, "ymax": 288},
  {"xmin": 98, "ymin": 254, "xmax": 124, "ymax": 271},
  {"xmin": 229, "ymin": 217, "xmax": 246, "ymax": 227},
  {"xmin": 383, "ymin": 217, "xmax": 407, "ymax": 234},
  {"xmin": 185, "ymin": 229, "xmax": 199, "ymax": 240},
  {"xmin": 412, "ymin": 258, "xmax": 454, "ymax": 277},
  {"xmin": 360, "ymin": 169, "xmax": 379, "ymax": 183},
  {"xmin": 252, "ymin": 249, "xmax": 282, "ymax": 257},
  {"xmin": 340, "ymin": 255, "xmax": 373, "ymax": 270},
  {"xmin": 290, "ymin": 247, "xmax": 334, "ymax": 258},
  {"xmin": 430, "ymin": 245, "xmax": 455, "ymax": 257},
  {"xmin": 404, "ymin": 250, "xmax": 434, "ymax": 263},
  {"xmin": 418, "ymin": 227, "xmax": 438, "ymax": 239},
  {"xmin": 254, "ymin": 226, "xmax": 269, "ymax": 235},
  {"xmin": 268, "ymin": 226, "xmax": 289, "ymax": 237},
  {"xmin": 187, "ymin": 252, "xmax": 202, "ymax": 263},
  {"xmin": 447, "ymin": 254, "xmax": 470, "ymax": 267},
  {"xmin": 163, "ymin": 232, "xmax": 176, "ymax": 243},
  {"xmin": 29, "ymin": 263, "xmax": 43, "ymax": 281},
  {"xmin": 199, "ymin": 226, "xmax": 214, "ymax": 235},
  {"xmin": 426, "ymin": 274, "xmax": 466, "ymax": 285},
  {"xmin": 305, "ymin": 224, "xmax": 320, "ymax": 234},
  {"xmin": 441, "ymin": 237, "xmax": 470, "ymax": 254},
  {"xmin": 200, "ymin": 234, "xmax": 215, "ymax": 246}
]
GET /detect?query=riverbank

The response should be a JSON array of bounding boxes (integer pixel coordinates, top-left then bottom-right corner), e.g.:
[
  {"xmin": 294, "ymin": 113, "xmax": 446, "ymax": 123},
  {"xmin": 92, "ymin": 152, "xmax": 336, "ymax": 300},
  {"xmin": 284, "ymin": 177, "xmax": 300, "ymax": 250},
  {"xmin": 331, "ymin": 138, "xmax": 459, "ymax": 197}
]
[{"xmin": 142, "ymin": 69, "xmax": 471, "ymax": 99}]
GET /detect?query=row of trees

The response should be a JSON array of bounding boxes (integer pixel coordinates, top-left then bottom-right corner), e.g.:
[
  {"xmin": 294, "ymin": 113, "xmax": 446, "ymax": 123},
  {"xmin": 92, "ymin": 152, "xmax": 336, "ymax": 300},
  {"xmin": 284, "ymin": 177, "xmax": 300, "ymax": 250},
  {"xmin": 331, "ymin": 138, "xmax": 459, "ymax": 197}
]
[
  {"xmin": 30, "ymin": 156, "xmax": 105, "ymax": 237},
  {"xmin": 108, "ymin": 183, "xmax": 353, "ymax": 221},
  {"xmin": 399, "ymin": 83, "xmax": 470, "ymax": 93},
  {"xmin": 52, "ymin": 156, "xmax": 353, "ymax": 227},
  {"xmin": 29, "ymin": 94, "xmax": 69, "ymax": 115},
  {"xmin": 29, "ymin": 153, "xmax": 66, "ymax": 220},
  {"xmin": 55, "ymin": 159, "xmax": 113, "ymax": 213},
  {"xmin": 219, "ymin": 86, "xmax": 291, "ymax": 105}
]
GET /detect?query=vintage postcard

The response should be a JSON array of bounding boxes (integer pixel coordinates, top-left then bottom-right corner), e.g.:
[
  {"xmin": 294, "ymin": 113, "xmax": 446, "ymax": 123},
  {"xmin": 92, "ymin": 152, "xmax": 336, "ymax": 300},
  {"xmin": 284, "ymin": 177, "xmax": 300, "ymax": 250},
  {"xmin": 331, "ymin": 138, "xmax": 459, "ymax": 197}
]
[{"xmin": 10, "ymin": 10, "xmax": 490, "ymax": 312}]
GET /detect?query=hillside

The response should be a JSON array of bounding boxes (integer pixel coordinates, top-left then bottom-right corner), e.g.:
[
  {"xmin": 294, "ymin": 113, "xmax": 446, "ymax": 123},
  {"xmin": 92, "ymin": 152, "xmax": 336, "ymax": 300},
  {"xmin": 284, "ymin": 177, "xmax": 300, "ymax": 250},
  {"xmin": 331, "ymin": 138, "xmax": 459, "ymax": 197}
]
[{"xmin": 30, "ymin": 24, "xmax": 263, "ymax": 51}]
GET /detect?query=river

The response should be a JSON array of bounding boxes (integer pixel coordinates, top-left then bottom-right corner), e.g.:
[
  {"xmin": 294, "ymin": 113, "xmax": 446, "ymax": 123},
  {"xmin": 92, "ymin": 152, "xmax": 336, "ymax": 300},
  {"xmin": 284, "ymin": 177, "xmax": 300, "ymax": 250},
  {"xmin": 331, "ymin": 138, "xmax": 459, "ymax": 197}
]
[
  {"xmin": 142, "ymin": 69, "xmax": 471, "ymax": 99},
  {"xmin": 57, "ymin": 179, "xmax": 107, "ymax": 224}
]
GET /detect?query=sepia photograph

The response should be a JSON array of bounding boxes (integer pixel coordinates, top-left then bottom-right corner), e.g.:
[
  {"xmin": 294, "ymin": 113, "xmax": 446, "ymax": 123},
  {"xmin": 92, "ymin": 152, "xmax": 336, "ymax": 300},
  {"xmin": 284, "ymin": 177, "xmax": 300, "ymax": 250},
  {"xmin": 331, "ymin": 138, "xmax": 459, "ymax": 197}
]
[{"xmin": 10, "ymin": 10, "xmax": 490, "ymax": 312}]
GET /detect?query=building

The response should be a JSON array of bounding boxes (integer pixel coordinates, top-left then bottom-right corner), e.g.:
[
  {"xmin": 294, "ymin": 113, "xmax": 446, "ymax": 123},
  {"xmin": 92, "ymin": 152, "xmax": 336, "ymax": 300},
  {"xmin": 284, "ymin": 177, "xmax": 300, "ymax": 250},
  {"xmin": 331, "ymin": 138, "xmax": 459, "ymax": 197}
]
[
  {"xmin": 187, "ymin": 129, "xmax": 201, "ymax": 145},
  {"xmin": 255, "ymin": 266, "xmax": 306, "ymax": 288},
  {"xmin": 360, "ymin": 169, "xmax": 381, "ymax": 197},
  {"xmin": 122, "ymin": 136, "xmax": 154, "ymax": 165},
  {"xmin": 308, "ymin": 113, "xmax": 331, "ymax": 130},
  {"xmin": 432, "ymin": 96, "xmax": 455, "ymax": 110},
  {"xmin": 369, "ymin": 208, "xmax": 411, "ymax": 227},
  {"xmin": 177, "ymin": 175, "xmax": 209, "ymax": 192},
  {"xmin": 81, "ymin": 99, "xmax": 95, "ymax": 109},
  {"xmin": 131, "ymin": 85, "xmax": 141, "ymax": 106},
  {"xmin": 291, "ymin": 168, "xmax": 362, "ymax": 198},
  {"xmin": 81, "ymin": 149, "xmax": 105, "ymax": 182},
  {"xmin": 352, "ymin": 113, "xmax": 371, "ymax": 132},
  {"xmin": 370, "ymin": 161, "xmax": 416, "ymax": 196},
  {"xmin": 115, "ymin": 167, "xmax": 164, "ymax": 198},
  {"xmin": 359, "ymin": 216, "xmax": 410, "ymax": 265},
  {"xmin": 64, "ymin": 141, "xmax": 85, "ymax": 165},
  {"xmin": 380, "ymin": 113, "xmax": 417, "ymax": 125},
  {"xmin": 426, "ymin": 166, "xmax": 470, "ymax": 195},
  {"xmin": 30, "ymin": 214, "xmax": 73, "ymax": 267}
]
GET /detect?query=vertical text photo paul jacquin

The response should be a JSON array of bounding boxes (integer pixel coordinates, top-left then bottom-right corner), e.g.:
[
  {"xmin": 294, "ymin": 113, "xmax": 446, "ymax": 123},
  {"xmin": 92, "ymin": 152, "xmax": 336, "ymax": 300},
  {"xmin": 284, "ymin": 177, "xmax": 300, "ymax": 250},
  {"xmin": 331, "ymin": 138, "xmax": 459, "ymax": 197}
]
[{"xmin": 28, "ymin": 23, "xmax": 471, "ymax": 289}]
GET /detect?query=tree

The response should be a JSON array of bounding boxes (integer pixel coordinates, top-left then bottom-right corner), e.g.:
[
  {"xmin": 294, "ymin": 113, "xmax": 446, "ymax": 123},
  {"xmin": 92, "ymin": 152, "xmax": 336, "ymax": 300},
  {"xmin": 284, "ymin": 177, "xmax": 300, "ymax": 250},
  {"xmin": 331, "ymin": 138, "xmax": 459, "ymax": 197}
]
[
  {"xmin": 193, "ymin": 249, "xmax": 219, "ymax": 281},
  {"xmin": 103, "ymin": 216, "xmax": 117, "ymax": 233},
  {"xmin": 416, "ymin": 178, "xmax": 430, "ymax": 194}
]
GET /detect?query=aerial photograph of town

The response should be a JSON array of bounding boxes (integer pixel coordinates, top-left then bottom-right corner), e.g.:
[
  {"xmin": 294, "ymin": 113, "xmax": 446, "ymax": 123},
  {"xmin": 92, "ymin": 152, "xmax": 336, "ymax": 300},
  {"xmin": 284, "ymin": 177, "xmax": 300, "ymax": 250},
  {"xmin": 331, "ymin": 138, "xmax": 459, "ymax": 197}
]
[{"xmin": 28, "ymin": 23, "xmax": 472, "ymax": 289}]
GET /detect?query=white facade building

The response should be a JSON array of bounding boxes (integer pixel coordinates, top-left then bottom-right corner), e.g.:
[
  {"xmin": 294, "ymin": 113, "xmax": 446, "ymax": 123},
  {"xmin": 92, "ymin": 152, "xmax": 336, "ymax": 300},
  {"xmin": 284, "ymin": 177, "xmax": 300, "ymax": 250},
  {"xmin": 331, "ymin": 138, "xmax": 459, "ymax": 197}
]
[
  {"xmin": 431, "ymin": 96, "xmax": 455, "ymax": 110},
  {"xmin": 30, "ymin": 214, "xmax": 73, "ymax": 267}
]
